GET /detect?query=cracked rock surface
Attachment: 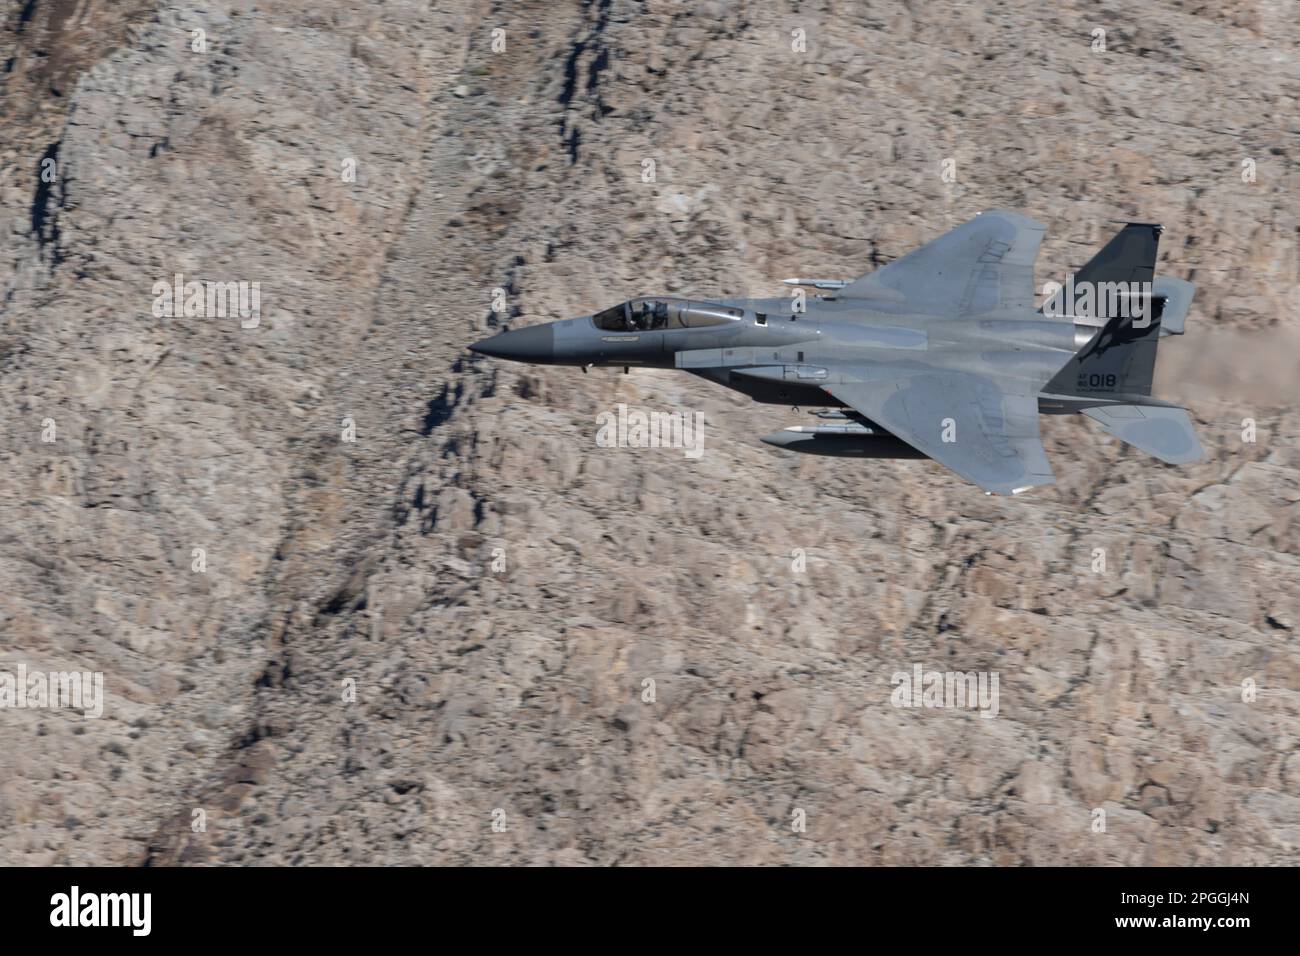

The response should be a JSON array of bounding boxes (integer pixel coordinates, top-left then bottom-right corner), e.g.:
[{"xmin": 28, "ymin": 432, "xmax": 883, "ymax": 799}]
[{"xmin": 0, "ymin": 0, "xmax": 1296, "ymax": 865}]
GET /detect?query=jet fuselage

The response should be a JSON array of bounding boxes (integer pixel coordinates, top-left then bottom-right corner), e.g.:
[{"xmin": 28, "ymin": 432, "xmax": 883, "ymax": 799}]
[{"xmin": 471, "ymin": 295, "xmax": 1102, "ymax": 413}]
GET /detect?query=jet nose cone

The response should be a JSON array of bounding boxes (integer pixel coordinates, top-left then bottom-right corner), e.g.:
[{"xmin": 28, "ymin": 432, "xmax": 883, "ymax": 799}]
[{"xmin": 469, "ymin": 324, "xmax": 555, "ymax": 362}]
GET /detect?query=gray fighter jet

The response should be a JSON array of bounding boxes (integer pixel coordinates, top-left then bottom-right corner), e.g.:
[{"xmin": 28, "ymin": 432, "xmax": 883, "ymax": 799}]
[{"xmin": 470, "ymin": 211, "xmax": 1203, "ymax": 494}]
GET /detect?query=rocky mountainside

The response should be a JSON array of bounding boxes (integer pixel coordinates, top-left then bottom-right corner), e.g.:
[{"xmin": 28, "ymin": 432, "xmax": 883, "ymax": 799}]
[{"xmin": 0, "ymin": 0, "xmax": 1296, "ymax": 865}]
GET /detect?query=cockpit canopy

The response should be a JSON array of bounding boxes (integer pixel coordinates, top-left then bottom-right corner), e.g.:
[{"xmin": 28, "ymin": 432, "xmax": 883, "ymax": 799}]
[{"xmin": 592, "ymin": 297, "xmax": 745, "ymax": 332}]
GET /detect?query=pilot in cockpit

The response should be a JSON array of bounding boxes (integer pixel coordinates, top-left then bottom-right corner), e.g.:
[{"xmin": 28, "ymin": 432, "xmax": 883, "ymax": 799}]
[
  {"xmin": 629, "ymin": 301, "xmax": 654, "ymax": 331},
  {"xmin": 650, "ymin": 300, "xmax": 669, "ymax": 329},
  {"xmin": 628, "ymin": 300, "xmax": 668, "ymax": 331}
]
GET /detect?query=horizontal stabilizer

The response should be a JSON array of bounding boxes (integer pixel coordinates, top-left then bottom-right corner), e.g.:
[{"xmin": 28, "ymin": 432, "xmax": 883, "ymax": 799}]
[{"xmin": 1082, "ymin": 404, "xmax": 1204, "ymax": 464}]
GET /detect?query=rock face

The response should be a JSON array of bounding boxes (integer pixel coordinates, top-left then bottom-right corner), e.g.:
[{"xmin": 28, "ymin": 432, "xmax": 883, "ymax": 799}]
[{"xmin": 0, "ymin": 0, "xmax": 1296, "ymax": 865}]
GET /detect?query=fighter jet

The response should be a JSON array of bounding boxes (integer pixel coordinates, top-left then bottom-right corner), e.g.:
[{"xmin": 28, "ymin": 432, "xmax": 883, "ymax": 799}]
[{"xmin": 469, "ymin": 211, "xmax": 1203, "ymax": 495}]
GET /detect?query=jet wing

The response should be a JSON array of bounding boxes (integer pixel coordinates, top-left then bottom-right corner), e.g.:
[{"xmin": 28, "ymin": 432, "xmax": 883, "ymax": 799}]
[
  {"xmin": 824, "ymin": 373, "xmax": 1056, "ymax": 495},
  {"xmin": 838, "ymin": 210, "xmax": 1046, "ymax": 316}
]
